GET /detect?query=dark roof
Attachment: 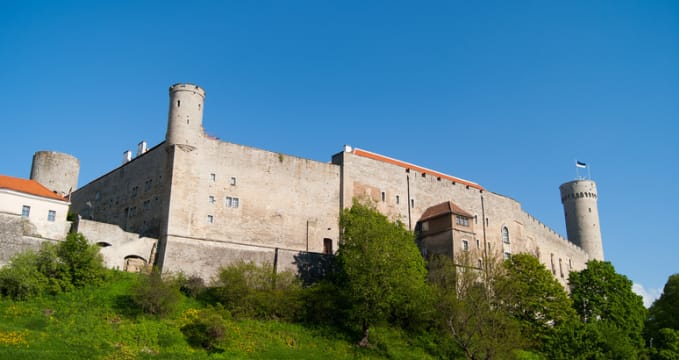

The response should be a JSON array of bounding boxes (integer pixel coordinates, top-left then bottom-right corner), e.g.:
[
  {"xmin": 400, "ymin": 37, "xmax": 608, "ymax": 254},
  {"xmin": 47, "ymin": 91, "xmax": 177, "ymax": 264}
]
[
  {"xmin": 0, "ymin": 174, "xmax": 68, "ymax": 201},
  {"xmin": 419, "ymin": 201, "xmax": 472, "ymax": 222}
]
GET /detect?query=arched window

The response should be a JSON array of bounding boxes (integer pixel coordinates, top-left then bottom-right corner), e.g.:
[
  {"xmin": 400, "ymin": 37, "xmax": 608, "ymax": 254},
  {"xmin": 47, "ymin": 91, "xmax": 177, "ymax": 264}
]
[{"xmin": 502, "ymin": 226, "xmax": 510, "ymax": 244}]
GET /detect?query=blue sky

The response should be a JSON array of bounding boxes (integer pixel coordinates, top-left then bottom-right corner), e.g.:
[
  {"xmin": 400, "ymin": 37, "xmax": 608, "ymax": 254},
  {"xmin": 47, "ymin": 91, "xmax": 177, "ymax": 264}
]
[{"xmin": 1, "ymin": 1, "xmax": 677, "ymax": 305}]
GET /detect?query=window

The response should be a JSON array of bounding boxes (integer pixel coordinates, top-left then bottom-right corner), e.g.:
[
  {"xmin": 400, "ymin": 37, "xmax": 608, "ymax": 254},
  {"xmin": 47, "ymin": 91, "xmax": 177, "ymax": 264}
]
[
  {"xmin": 396, "ymin": 195, "xmax": 400, "ymax": 204},
  {"xmin": 207, "ymin": 215, "xmax": 214, "ymax": 224},
  {"xmin": 476, "ymin": 239, "xmax": 480, "ymax": 248},
  {"xmin": 323, "ymin": 238, "xmax": 333, "ymax": 255},
  {"xmin": 559, "ymin": 258, "xmax": 564, "ymax": 278},
  {"xmin": 381, "ymin": 191, "xmax": 385, "ymax": 202},
  {"xmin": 504, "ymin": 252, "xmax": 511, "ymax": 260},
  {"xmin": 456, "ymin": 215, "xmax": 469, "ymax": 227},
  {"xmin": 21, "ymin": 205, "xmax": 30, "ymax": 218},
  {"xmin": 47, "ymin": 210, "xmax": 56, "ymax": 222},
  {"xmin": 144, "ymin": 179, "xmax": 153, "ymax": 191},
  {"xmin": 462, "ymin": 240, "xmax": 469, "ymax": 251},
  {"xmin": 210, "ymin": 173, "xmax": 216, "ymax": 181},
  {"xmin": 129, "ymin": 207, "xmax": 137, "ymax": 217},
  {"xmin": 502, "ymin": 226, "xmax": 510, "ymax": 244},
  {"xmin": 143, "ymin": 200, "xmax": 151, "ymax": 211},
  {"xmin": 230, "ymin": 177, "xmax": 237, "ymax": 186},
  {"xmin": 131, "ymin": 186, "xmax": 138, "ymax": 198},
  {"xmin": 226, "ymin": 196, "xmax": 240, "ymax": 208},
  {"xmin": 411, "ymin": 199, "xmax": 415, "ymax": 208},
  {"xmin": 208, "ymin": 195, "xmax": 215, "ymax": 204},
  {"xmin": 477, "ymin": 259, "xmax": 482, "ymax": 268}
]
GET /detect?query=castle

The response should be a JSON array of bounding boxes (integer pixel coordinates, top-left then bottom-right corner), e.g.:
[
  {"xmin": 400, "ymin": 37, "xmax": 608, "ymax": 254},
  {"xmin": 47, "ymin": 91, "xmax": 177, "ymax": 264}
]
[{"xmin": 5, "ymin": 83, "xmax": 604, "ymax": 285}]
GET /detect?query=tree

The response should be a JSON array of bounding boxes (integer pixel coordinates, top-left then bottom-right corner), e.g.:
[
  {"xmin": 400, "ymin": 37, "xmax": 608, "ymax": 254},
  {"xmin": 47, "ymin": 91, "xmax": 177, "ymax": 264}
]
[
  {"xmin": 56, "ymin": 232, "xmax": 106, "ymax": 287},
  {"xmin": 434, "ymin": 250, "xmax": 527, "ymax": 359},
  {"xmin": 0, "ymin": 251, "xmax": 47, "ymax": 300},
  {"xmin": 646, "ymin": 274, "xmax": 679, "ymax": 359},
  {"xmin": 498, "ymin": 253, "xmax": 577, "ymax": 349},
  {"xmin": 569, "ymin": 260, "xmax": 647, "ymax": 355},
  {"xmin": 646, "ymin": 274, "xmax": 679, "ymax": 339},
  {"xmin": 337, "ymin": 200, "xmax": 428, "ymax": 346}
]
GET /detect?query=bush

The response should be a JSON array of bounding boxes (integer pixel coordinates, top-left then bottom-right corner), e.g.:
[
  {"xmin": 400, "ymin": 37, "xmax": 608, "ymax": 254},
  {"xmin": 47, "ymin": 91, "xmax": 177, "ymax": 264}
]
[
  {"xmin": 131, "ymin": 270, "xmax": 181, "ymax": 317},
  {"xmin": 180, "ymin": 308, "xmax": 228, "ymax": 351},
  {"xmin": 213, "ymin": 261, "xmax": 303, "ymax": 320},
  {"xmin": 173, "ymin": 273, "xmax": 206, "ymax": 298},
  {"xmin": 0, "ymin": 251, "xmax": 47, "ymax": 300}
]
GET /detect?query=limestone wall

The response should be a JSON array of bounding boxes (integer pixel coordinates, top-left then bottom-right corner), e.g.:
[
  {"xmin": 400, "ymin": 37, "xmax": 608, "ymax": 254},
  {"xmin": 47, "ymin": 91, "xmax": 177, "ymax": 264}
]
[
  {"xmin": 161, "ymin": 137, "xmax": 340, "ymax": 275},
  {"xmin": 71, "ymin": 143, "xmax": 171, "ymax": 239},
  {"xmin": 0, "ymin": 212, "xmax": 59, "ymax": 267},
  {"xmin": 334, "ymin": 148, "xmax": 590, "ymax": 286},
  {"xmin": 74, "ymin": 219, "xmax": 157, "ymax": 271}
]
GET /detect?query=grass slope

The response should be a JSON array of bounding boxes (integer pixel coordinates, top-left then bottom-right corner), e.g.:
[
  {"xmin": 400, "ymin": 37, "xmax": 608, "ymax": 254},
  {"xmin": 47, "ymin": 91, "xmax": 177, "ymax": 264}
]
[{"xmin": 0, "ymin": 271, "xmax": 437, "ymax": 359}]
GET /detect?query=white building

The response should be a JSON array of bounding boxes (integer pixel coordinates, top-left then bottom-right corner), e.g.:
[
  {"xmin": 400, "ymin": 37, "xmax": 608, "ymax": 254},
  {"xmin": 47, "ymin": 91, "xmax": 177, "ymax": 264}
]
[{"xmin": 0, "ymin": 174, "xmax": 70, "ymax": 239}]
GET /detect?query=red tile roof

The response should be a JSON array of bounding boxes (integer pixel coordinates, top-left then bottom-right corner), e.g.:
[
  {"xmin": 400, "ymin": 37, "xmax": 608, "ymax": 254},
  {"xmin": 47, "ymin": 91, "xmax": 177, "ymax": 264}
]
[
  {"xmin": 0, "ymin": 175, "xmax": 68, "ymax": 201},
  {"xmin": 351, "ymin": 148, "xmax": 484, "ymax": 191},
  {"xmin": 420, "ymin": 201, "xmax": 472, "ymax": 222}
]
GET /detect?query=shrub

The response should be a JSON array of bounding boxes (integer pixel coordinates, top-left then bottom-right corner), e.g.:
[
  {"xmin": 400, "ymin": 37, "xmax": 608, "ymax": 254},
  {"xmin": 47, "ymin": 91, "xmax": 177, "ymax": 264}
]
[
  {"xmin": 0, "ymin": 251, "xmax": 47, "ymax": 300},
  {"xmin": 173, "ymin": 273, "xmax": 206, "ymax": 298},
  {"xmin": 180, "ymin": 308, "xmax": 227, "ymax": 351},
  {"xmin": 131, "ymin": 270, "xmax": 181, "ymax": 317},
  {"xmin": 213, "ymin": 261, "xmax": 303, "ymax": 320}
]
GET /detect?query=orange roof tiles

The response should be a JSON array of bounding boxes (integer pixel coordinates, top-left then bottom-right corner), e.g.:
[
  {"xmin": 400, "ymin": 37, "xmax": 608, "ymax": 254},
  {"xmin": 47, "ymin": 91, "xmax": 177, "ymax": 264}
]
[
  {"xmin": 351, "ymin": 148, "xmax": 484, "ymax": 191},
  {"xmin": 0, "ymin": 175, "xmax": 68, "ymax": 201},
  {"xmin": 420, "ymin": 201, "xmax": 472, "ymax": 222}
]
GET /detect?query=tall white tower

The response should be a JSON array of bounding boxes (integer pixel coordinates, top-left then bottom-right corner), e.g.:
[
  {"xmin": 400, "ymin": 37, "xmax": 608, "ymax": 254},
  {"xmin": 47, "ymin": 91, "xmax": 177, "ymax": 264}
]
[
  {"xmin": 165, "ymin": 83, "xmax": 206, "ymax": 148},
  {"xmin": 560, "ymin": 179, "xmax": 604, "ymax": 260}
]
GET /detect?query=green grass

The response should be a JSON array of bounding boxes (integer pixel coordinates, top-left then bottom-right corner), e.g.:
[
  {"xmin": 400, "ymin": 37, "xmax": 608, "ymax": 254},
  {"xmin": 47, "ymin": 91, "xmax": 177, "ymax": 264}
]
[{"xmin": 0, "ymin": 271, "xmax": 438, "ymax": 359}]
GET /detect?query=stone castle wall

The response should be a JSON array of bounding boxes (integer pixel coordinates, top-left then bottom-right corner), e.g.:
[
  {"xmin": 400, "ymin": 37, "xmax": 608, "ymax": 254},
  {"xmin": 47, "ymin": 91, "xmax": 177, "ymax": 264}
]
[
  {"xmin": 0, "ymin": 212, "xmax": 59, "ymax": 267},
  {"xmin": 160, "ymin": 137, "xmax": 341, "ymax": 276}
]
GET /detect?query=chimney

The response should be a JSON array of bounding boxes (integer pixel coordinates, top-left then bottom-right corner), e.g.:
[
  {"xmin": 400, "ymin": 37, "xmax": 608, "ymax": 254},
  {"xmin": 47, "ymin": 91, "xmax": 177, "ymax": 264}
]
[
  {"xmin": 137, "ymin": 141, "xmax": 148, "ymax": 156},
  {"xmin": 123, "ymin": 150, "xmax": 132, "ymax": 164}
]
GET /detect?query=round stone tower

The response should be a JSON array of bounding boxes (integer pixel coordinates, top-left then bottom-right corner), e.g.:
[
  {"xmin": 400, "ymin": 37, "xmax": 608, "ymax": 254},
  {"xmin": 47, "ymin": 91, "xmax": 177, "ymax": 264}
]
[
  {"xmin": 560, "ymin": 179, "xmax": 604, "ymax": 260},
  {"xmin": 165, "ymin": 83, "xmax": 206, "ymax": 148},
  {"xmin": 30, "ymin": 151, "xmax": 80, "ymax": 197}
]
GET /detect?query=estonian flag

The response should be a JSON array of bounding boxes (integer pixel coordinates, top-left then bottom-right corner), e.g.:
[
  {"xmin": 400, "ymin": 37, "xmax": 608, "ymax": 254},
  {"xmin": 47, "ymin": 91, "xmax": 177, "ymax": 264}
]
[{"xmin": 576, "ymin": 161, "xmax": 587, "ymax": 168}]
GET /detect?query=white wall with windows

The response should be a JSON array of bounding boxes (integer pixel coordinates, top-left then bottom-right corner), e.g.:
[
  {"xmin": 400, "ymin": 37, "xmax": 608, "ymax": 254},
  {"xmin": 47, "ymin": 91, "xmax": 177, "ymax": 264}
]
[{"xmin": 0, "ymin": 189, "xmax": 70, "ymax": 239}]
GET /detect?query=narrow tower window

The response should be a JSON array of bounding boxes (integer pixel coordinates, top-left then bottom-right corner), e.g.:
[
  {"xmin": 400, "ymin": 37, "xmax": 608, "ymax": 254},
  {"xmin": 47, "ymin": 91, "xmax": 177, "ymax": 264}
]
[
  {"xmin": 502, "ymin": 226, "xmax": 510, "ymax": 244},
  {"xmin": 177, "ymin": 100, "xmax": 181, "ymax": 107}
]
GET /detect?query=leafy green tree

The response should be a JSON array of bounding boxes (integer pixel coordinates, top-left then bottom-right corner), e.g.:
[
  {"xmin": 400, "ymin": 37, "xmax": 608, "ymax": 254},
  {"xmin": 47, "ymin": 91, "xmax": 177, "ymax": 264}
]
[
  {"xmin": 498, "ymin": 253, "xmax": 577, "ymax": 350},
  {"xmin": 435, "ymin": 250, "xmax": 526, "ymax": 359},
  {"xmin": 646, "ymin": 274, "xmax": 679, "ymax": 359},
  {"xmin": 569, "ymin": 260, "xmax": 647, "ymax": 356},
  {"xmin": 56, "ymin": 232, "xmax": 106, "ymax": 287},
  {"xmin": 337, "ymin": 200, "xmax": 428, "ymax": 346},
  {"xmin": 646, "ymin": 275, "xmax": 679, "ymax": 339}
]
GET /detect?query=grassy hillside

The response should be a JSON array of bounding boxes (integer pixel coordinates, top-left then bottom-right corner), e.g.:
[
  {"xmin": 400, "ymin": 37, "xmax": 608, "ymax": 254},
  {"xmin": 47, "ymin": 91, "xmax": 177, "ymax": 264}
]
[{"xmin": 0, "ymin": 271, "xmax": 438, "ymax": 359}]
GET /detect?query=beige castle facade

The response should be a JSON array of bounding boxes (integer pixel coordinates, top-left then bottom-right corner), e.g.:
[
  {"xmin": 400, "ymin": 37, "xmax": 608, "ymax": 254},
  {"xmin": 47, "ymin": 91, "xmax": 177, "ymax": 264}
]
[{"xmin": 65, "ymin": 83, "xmax": 603, "ymax": 284}]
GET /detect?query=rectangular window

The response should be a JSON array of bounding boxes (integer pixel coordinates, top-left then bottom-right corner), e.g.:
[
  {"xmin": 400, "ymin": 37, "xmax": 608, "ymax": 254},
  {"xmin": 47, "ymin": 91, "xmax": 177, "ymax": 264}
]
[
  {"xmin": 210, "ymin": 173, "xmax": 216, "ymax": 181},
  {"xmin": 131, "ymin": 186, "xmax": 139, "ymax": 198},
  {"xmin": 410, "ymin": 199, "xmax": 415, "ymax": 208},
  {"xmin": 381, "ymin": 191, "xmax": 385, "ymax": 202},
  {"xmin": 462, "ymin": 240, "xmax": 469, "ymax": 251},
  {"xmin": 143, "ymin": 200, "xmax": 151, "ymax": 211},
  {"xmin": 456, "ymin": 215, "xmax": 469, "ymax": 227},
  {"xmin": 395, "ymin": 195, "xmax": 400, "ymax": 204},
  {"xmin": 129, "ymin": 207, "xmax": 137, "ymax": 217},
  {"xmin": 47, "ymin": 210, "xmax": 56, "ymax": 222},
  {"xmin": 226, "ymin": 196, "xmax": 240, "ymax": 208},
  {"xmin": 21, "ymin": 205, "xmax": 30, "ymax": 218},
  {"xmin": 209, "ymin": 195, "xmax": 215, "ymax": 204},
  {"xmin": 144, "ymin": 179, "xmax": 152, "ymax": 191},
  {"xmin": 476, "ymin": 239, "xmax": 480, "ymax": 248},
  {"xmin": 504, "ymin": 252, "xmax": 511, "ymax": 260},
  {"xmin": 207, "ymin": 215, "xmax": 214, "ymax": 224},
  {"xmin": 230, "ymin": 177, "xmax": 237, "ymax": 186}
]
